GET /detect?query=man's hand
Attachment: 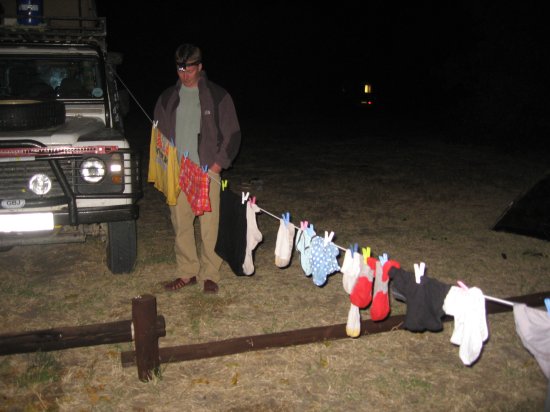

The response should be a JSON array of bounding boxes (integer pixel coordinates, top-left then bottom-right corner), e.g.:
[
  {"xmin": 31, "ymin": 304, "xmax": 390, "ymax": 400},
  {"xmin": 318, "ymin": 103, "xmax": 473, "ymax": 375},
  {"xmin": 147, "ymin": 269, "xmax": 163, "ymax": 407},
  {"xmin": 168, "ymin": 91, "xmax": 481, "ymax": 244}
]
[{"xmin": 210, "ymin": 163, "xmax": 222, "ymax": 174}]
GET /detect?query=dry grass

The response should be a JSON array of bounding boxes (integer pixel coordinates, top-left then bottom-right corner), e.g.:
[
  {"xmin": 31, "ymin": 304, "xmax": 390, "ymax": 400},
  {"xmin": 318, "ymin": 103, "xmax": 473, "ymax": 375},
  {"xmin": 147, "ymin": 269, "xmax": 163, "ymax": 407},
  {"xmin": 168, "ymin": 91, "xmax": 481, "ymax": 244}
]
[{"xmin": 1, "ymin": 114, "xmax": 549, "ymax": 411}]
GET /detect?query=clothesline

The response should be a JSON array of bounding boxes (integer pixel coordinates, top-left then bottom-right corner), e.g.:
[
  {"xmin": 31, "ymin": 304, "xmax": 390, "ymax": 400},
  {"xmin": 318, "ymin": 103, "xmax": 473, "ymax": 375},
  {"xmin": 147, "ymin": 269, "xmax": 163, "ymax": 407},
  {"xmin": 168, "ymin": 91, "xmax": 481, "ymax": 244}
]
[
  {"xmin": 211, "ymin": 176, "xmax": 520, "ymax": 308},
  {"xmin": 148, "ymin": 121, "xmax": 548, "ymax": 378}
]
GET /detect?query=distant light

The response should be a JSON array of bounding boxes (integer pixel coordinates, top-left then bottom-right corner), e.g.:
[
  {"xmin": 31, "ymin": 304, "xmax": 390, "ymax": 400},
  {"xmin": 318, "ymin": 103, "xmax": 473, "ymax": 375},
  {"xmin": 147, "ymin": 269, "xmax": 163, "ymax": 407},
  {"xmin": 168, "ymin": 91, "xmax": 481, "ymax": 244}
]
[{"xmin": 364, "ymin": 84, "xmax": 372, "ymax": 94}]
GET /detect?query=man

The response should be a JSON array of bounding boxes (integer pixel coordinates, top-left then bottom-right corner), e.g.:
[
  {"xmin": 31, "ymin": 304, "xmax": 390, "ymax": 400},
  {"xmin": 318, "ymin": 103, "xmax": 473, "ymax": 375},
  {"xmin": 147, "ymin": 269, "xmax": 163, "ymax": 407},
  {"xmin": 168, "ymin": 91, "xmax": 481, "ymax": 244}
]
[{"xmin": 154, "ymin": 43, "xmax": 241, "ymax": 294}]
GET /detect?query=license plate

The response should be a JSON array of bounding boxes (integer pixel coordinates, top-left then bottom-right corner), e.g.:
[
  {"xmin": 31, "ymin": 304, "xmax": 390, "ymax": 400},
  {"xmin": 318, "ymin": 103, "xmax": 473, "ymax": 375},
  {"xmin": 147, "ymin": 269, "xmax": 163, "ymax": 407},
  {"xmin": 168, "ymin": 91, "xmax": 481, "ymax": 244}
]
[{"xmin": 0, "ymin": 213, "xmax": 54, "ymax": 233}]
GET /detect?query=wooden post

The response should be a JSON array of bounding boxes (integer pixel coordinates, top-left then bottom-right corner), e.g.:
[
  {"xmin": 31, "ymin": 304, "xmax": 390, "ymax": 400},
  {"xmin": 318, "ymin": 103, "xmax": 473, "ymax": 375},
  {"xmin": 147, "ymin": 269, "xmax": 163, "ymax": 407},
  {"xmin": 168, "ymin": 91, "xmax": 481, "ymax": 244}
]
[{"xmin": 132, "ymin": 294, "xmax": 161, "ymax": 382}]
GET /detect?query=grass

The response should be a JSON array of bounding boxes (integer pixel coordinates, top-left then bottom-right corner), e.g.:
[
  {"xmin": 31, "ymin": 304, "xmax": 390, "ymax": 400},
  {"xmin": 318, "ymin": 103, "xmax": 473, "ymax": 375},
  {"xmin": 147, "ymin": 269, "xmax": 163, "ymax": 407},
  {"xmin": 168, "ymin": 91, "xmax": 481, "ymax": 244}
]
[
  {"xmin": 398, "ymin": 376, "xmax": 432, "ymax": 391},
  {"xmin": 1, "ymin": 118, "xmax": 549, "ymax": 410},
  {"xmin": 15, "ymin": 352, "xmax": 62, "ymax": 388}
]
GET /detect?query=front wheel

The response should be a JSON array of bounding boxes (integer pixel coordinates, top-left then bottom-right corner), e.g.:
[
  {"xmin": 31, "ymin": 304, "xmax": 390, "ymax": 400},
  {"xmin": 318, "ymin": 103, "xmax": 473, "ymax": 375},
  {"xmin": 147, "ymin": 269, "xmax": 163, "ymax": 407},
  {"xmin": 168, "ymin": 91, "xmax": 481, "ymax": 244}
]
[{"xmin": 106, "ymin": 220, "xmax": 137, "ymax": 274}]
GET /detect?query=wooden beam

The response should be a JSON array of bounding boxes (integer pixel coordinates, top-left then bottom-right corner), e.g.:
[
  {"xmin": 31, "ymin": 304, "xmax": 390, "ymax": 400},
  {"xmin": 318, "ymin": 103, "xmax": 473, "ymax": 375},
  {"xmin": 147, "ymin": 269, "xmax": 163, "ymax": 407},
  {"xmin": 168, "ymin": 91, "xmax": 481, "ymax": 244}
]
[
  {"xmin": 0, "ymin": 316, "xmax": 166, "ymax": 356},
  {"xmin": 120, "ymin": 291, "xmax": 549, "ymax": 367}
]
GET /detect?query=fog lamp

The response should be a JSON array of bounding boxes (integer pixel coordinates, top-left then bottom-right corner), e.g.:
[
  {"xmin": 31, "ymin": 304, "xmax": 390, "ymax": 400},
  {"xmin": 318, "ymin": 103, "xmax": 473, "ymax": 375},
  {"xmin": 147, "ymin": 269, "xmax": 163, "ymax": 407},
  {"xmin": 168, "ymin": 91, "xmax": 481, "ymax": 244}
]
[{"xmin": 29, "ymin": 174, "xmax": 52, "ymax": 195}]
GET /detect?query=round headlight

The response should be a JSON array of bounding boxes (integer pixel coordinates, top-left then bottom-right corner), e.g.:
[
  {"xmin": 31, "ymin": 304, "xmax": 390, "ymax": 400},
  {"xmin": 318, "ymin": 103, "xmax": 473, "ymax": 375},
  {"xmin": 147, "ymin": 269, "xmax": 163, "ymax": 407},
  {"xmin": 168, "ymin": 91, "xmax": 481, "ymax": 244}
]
[
  {"xmin": 29, "ymin": 174, "xmax": 52, "ymax": 195},
  {"xmin": 80, "ymin": 157, "xmax": 106, "ymax": 183}
]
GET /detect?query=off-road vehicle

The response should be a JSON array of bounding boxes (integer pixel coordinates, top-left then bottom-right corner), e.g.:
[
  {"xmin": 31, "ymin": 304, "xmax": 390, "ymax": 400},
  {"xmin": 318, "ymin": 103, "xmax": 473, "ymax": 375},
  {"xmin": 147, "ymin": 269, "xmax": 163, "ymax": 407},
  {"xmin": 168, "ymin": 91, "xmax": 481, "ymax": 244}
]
[{"xmin": 0, "ymin": 16, "xmax": 142, "ymax": 273}]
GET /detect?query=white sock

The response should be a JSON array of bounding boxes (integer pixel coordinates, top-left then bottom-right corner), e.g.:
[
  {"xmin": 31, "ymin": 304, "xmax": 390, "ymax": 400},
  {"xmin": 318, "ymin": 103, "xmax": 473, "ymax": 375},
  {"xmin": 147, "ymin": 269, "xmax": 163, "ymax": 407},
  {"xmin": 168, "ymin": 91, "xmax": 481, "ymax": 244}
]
[
  {"xmin": 275, "ymin": 220, "xmax": 295, "ymax": 268},
  {"xmin": 443, "ymin": 286, "xmax": 488, "ymax": 365},
  {"xmin": 342, "ymin": 249, "xmax": 361, "ymax": 294},
  {"xmin": 346, "ymin": 304, "xmax": 361, "ymax": 338},
  {"xmin": 242, "ymin": 202, "xmax": 263, "ymax": 275}
]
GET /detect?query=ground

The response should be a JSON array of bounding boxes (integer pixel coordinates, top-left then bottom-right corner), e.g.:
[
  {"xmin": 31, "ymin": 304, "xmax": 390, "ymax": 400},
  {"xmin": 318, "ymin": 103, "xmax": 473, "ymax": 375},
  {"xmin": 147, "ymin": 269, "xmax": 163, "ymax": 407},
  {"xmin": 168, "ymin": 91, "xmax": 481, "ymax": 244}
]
[{"xmin": 0, "ymin": 110, "xmax": 549, "ymax": 411}]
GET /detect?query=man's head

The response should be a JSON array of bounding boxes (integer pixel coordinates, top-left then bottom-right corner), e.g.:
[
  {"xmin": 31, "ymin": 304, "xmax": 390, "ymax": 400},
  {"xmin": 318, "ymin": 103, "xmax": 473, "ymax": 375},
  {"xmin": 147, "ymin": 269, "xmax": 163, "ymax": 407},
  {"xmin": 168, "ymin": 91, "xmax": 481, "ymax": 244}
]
[{"xmin": 175, "ymin": 43, "xmax": 202, "ymax": 88}]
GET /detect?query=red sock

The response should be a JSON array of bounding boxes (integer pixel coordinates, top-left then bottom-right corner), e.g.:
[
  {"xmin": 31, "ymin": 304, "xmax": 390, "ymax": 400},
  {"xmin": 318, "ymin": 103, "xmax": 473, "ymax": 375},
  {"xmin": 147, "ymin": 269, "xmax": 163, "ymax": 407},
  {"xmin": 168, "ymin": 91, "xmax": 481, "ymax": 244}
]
[
  {"xmin": 370, "ymin": 259, "xmax": 400, "ymax": 321},
  {"xmin": 350, "ymin": 257, "xmax": 374, "ymax": 308}
]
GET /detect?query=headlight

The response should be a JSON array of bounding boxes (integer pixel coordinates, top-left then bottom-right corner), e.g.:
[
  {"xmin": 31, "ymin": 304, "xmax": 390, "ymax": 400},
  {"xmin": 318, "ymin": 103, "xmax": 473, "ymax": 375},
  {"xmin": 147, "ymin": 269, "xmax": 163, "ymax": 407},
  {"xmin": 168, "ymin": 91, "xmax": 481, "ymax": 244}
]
[
  {"xmin": 29, "ymin": 174, "xmax": 52, "ymax": 195},
  {"xmin": 80, "ymin": 157, "xmax": 106, "ymax": 183}
]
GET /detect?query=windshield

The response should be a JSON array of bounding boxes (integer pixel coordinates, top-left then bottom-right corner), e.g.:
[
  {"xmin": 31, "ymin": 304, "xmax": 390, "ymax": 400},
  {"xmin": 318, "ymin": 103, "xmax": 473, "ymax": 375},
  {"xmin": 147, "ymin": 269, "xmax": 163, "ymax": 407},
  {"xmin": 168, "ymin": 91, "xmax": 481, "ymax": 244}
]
[{"xmin": 0, "ymin": 54, "xmax": 105, "ymax": 100}]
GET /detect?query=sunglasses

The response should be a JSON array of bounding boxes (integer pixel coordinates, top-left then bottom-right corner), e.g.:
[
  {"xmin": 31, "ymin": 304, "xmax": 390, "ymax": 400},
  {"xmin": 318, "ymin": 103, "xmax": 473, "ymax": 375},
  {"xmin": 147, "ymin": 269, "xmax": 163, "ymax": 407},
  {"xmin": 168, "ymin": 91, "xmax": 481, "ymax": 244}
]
[{"xmin": 177, "ymin": 61, "xmax": 201, "ymax": 72}]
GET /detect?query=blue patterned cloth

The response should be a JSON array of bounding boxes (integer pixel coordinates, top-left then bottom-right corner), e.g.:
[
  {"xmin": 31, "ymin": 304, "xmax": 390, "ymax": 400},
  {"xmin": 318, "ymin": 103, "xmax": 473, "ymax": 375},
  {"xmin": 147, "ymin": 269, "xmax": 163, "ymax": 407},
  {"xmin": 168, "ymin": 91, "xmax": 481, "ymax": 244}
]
[
  {"xmin": 295, "ymin": 229, "xmax": 315, "ymax": 276},
  {"xmin": 310, "ymin": 236, "xmax": 340, "ymax": 286}
]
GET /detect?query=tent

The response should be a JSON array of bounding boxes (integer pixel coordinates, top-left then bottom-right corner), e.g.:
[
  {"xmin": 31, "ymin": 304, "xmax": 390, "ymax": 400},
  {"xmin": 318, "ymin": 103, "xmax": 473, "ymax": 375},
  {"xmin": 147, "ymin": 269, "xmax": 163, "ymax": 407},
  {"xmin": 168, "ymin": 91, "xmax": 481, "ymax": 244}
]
[{"xmin": 493, "ymin": 171, "xmax": 550, "ymax": 241}]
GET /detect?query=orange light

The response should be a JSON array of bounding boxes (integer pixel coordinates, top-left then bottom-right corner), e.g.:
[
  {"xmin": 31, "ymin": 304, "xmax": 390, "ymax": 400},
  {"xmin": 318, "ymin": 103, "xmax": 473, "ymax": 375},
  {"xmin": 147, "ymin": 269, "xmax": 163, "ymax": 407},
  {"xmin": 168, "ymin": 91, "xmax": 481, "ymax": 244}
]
[{"xmin": 111, "ymin": 175, "xmax": 123, "ymax": 184}]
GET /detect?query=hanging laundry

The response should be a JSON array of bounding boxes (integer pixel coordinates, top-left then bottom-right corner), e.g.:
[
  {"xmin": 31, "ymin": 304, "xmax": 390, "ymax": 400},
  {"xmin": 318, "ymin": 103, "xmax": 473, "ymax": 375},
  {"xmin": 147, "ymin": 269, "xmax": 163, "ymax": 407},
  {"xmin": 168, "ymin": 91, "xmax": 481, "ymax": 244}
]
[
  {"xmin": 341, "ymin": 249, "xmax": 361, "ymax": 294},
  {"xmin": 214, "ymin": 188, "xmax": 247, "ymax": 276},
  {"xmin": 242, "ymin": 199, "xmax": 263, "ymax": 275},
  {"xmin": 147, "ymin": 125, "xmax": 181, "ymax": 205},
  {"xmin": 443, "ymin": 286, "xmax": 489, "ymax": 366},
  {"xmin": 513, "ymin": 303, "xmax": 550, "ymax": 380},
  {"xmin": 295, "ymin": 222, "xmax": 315, "ymax": 276},
  {"xmin": 389, "ymin": 266, "xmax": 451, "ymax": 332},
  {"xmin": 350, "ymin": 258, "xmax": 374, "ymax": 308},
  {"xmin": 371, "ymin": 258, "xmax": 399, "ymax": 321},
  {"xmin": 274, "ymin": 214, "xmax": 295, "ymax": 268},
  {"xmin": 346, "ymin": 303, "xmax": 361, "ymax": 338},
  {"xmin": 179, "ymin": 156, "xmax": 211, "ymax": 216},
  {"xmin": 310, "ymin": 232, "xmax": 340, "ymax": 287},
  {"xmin": 341, "ymin": 249, "xmax": 363, "ymax": 337}
]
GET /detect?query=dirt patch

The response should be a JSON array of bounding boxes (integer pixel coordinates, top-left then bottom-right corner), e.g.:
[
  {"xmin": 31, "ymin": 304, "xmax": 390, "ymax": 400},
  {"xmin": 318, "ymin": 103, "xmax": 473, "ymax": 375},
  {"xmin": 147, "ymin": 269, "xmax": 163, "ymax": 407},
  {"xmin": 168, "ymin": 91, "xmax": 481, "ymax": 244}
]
[{"xmin": 1, "ymin": 113, "xmax": 549, "ymax": 411}]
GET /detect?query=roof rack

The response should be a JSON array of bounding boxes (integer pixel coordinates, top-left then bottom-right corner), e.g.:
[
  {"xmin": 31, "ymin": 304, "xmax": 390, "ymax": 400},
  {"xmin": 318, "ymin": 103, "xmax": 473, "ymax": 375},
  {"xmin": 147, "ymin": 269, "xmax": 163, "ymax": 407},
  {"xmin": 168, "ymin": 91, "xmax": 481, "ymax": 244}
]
[{"xmin": 0, "ymin": 16, "xmax": 107, "ymax": 50}]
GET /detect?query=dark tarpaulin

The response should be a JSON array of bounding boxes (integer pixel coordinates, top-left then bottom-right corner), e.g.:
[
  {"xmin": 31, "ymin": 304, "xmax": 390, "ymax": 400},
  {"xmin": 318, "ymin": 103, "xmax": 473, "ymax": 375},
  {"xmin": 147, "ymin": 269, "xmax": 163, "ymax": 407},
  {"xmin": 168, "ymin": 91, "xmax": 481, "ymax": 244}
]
[{"xmin": 493, "ymin": 171, "xmax": 550, "ymax": 241}]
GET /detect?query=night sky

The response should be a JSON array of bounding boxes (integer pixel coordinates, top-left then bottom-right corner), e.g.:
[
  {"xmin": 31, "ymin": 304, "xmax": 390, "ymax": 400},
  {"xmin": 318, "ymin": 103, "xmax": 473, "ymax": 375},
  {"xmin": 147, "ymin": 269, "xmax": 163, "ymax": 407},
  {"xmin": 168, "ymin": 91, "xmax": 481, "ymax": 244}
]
[{"xmin": 96, "ymin": 2, "xmax": 549, "ymax": 141}]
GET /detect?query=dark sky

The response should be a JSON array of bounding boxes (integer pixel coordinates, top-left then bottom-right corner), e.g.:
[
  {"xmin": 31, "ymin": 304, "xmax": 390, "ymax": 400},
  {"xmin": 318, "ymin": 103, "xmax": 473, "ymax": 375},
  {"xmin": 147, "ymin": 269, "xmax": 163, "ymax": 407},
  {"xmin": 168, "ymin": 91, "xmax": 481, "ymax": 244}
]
[{"xmin": 96, "ymin": 2, "xmax": 549, "ymax": 136}]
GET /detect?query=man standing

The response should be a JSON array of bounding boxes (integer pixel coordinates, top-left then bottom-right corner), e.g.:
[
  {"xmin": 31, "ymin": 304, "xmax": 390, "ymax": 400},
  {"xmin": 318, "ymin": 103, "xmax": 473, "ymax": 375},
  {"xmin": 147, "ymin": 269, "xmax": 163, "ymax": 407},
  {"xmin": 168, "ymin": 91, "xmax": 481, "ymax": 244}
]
[{"xmin": 153, "ymin": 43, "xmax": 241, "ymax": 294}]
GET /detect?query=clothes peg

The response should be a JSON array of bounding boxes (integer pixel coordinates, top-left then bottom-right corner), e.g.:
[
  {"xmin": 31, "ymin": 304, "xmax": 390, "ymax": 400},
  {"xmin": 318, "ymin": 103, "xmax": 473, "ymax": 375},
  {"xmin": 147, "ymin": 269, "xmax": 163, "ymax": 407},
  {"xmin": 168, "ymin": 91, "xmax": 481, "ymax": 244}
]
[
  {"xmin": 183, "ymin": 150, "xmax": 189, "ymax": 159},
  {"xmin": 413, "ymin": 262, "xmax": 426, "ymax": 284},
  {"xmin": 201, "ymin": 164, "xmax": 209, "ymax": 173},
  {"xmin": 323, "ymin": 231, "xmax": 334, "ymax": 246},
  {"xmin": 221, "ymin": 179, "xmax": 228, "ymax": 191},
  {"xmin": 545, "ymin": 298, "xmax": 550, "ymax": 315},
  {"xmin": 249, "ymin": 196, "xmax": 256, "ymax": 205},
  {"xmin": 300, "ymin": 221, "xmax": 309, "ymax": 231},
  {"xmin": 152, "ymin": 120, "xmax": 158, "ymax": 128},
  {"xmin": 457, "ymin": 280, "xmax": 469, "ymax": 290},
  {"xmin": 306, "ymin": 224, "xmax": 316, "ymax": 237},
  {"xmin": 362, "ymin": 247, "xmax": 371, "ymax": 261},
  {"xmin": 281, "ymin": 212, "xmax": 290, "ymax": 226},
  {"xmin": 241, "ymin": 192, "xmax": 250, "ymax": 204},
  {"xmin": 349, "ymin": 243, "xmax": 358, "ymax": 254}
]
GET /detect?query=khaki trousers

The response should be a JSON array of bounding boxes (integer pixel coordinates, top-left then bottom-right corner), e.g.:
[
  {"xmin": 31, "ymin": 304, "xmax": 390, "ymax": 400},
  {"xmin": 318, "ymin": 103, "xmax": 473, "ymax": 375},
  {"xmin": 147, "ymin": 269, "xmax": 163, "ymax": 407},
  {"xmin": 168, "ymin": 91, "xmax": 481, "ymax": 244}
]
[{"xmin": 169, "ymin": 172, "xmax": 222, "ymax": 283}]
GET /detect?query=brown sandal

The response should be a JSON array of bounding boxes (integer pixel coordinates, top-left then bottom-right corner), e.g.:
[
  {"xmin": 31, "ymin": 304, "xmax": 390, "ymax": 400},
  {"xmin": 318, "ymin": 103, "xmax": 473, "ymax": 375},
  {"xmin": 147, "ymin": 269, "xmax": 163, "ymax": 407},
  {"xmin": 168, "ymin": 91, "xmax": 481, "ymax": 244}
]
[{"xmin": 164, "ymin": 276, "xmax": 197, "ymax": 291}]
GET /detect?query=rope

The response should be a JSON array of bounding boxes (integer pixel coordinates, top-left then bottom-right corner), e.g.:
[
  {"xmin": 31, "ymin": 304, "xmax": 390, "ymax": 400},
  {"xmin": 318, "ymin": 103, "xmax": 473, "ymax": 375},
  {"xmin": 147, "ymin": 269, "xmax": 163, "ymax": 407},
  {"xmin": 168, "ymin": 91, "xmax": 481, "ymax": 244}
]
[
  {"xmin": 218, "ymin": 179, "xmax": 524, "ymax": 306},
  {"xmin": 114, "ymin": 72, "xmax": 153, "ymax": 124}
]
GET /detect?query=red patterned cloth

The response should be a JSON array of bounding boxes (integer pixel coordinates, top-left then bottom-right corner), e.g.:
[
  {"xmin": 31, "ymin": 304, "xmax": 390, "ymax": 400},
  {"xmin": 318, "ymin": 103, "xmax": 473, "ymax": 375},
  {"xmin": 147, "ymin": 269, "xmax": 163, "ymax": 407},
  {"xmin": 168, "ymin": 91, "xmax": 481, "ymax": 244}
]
[{"xmin": 179, "ymin": 157, "xmax": 211, "ymax": 216}]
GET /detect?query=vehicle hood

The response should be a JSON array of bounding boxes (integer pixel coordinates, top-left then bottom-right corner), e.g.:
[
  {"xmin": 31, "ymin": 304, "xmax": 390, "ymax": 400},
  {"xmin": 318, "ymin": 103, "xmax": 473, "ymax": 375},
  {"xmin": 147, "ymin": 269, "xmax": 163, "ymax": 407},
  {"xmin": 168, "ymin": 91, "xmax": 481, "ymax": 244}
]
[{"xmin": 0, "ymin": 117, "xmax": 129, "ymax": 148}]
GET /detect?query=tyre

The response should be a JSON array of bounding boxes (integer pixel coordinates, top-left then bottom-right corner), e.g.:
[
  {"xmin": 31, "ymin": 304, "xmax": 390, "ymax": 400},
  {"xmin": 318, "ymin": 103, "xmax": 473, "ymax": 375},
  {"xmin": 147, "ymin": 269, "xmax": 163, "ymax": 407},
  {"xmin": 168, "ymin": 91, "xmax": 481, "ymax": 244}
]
[
  {"xmin": 106, "ymin": 220, "xmax": 137, "ymax": 274},
  {"xmin": 0, "ymin": 99, "xmax": 65, "ymax": 131}
]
